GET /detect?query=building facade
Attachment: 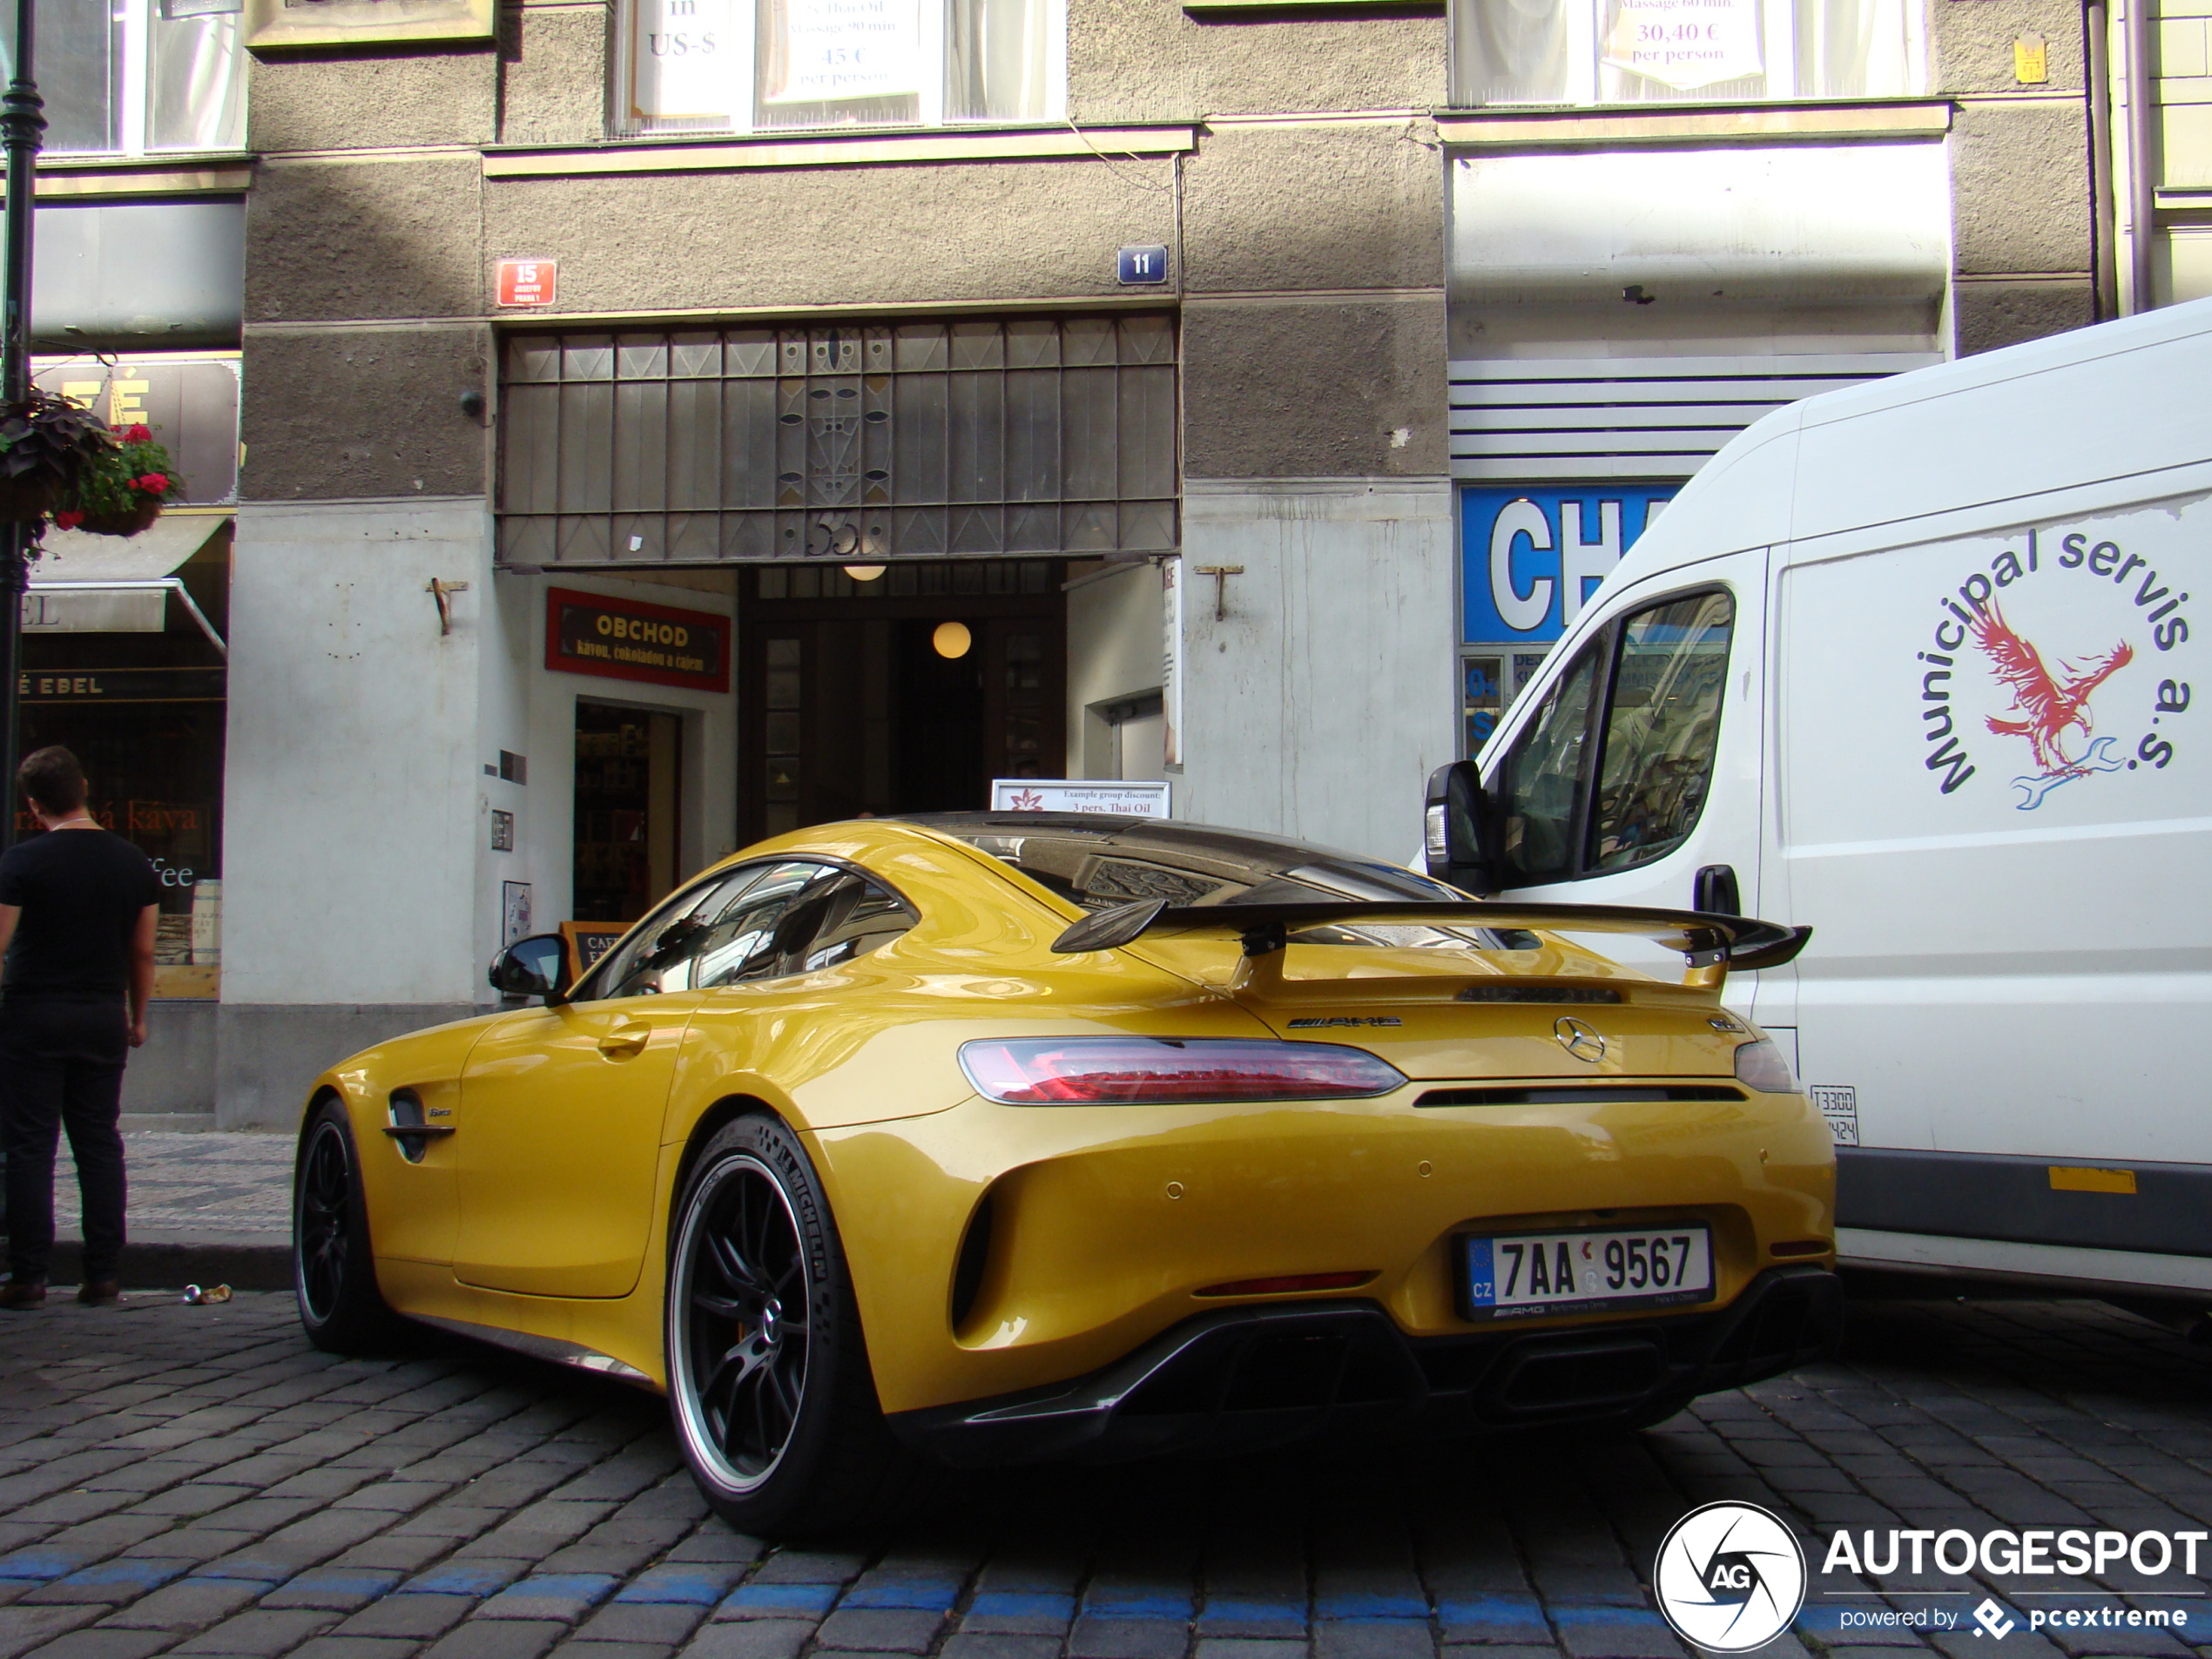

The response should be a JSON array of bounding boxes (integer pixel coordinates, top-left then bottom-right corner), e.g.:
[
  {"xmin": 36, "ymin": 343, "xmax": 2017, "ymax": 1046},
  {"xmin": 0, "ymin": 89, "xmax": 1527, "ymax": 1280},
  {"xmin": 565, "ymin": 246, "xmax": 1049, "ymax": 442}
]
[{"xmin": 12, "ymin": 0, "xmax": 2179, "ymax": 1121}]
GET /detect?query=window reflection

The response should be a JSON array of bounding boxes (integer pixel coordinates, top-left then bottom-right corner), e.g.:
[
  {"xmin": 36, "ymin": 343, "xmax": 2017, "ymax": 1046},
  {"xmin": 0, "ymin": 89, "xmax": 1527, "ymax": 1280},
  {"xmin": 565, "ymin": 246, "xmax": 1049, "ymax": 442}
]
[{"xmin": 589, "ymin": 860, "xmax": 915, "ymax": 998}]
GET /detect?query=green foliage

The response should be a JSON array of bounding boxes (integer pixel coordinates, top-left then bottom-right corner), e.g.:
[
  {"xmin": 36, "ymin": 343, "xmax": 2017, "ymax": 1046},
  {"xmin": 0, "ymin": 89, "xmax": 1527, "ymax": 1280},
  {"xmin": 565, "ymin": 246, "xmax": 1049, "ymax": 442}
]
[{"xmin": 0, "ymin": 389, "xmax": 113, "ymax": 492}]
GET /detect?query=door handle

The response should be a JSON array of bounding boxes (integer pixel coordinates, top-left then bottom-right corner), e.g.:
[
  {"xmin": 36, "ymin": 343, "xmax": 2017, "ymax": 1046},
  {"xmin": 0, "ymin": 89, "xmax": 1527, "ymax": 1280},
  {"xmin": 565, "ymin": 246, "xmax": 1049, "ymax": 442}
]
[
  {"xmin": 597, "ymin": 1026, "xmax": 651, "ymax": 1059},
  {"xmin": 1693, "ymin": 864, "xmax": 1741, "ymax": 916}
]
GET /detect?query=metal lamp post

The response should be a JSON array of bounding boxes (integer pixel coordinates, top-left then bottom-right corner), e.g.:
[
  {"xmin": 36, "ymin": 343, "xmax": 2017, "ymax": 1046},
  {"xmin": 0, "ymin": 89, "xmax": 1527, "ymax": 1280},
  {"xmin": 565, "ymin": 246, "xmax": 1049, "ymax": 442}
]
[{"xmin": 0, "ymin": 0, "xmax": 38, "ymax": 847}]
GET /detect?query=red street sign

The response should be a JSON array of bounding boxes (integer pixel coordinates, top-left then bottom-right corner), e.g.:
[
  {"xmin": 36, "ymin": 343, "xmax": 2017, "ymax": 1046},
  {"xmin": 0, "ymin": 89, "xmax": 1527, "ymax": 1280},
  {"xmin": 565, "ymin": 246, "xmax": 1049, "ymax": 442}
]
[{"xmin": 496, "ymin": 259, "xmax": 556, "ymax": 307}]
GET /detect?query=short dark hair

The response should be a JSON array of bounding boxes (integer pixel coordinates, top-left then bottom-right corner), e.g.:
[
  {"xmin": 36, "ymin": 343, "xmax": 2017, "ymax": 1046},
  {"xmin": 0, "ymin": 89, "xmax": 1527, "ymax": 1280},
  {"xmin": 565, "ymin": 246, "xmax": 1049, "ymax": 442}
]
[{"xmin": 18, "ymin": 746, "xmax": 86, "ymax": 815}]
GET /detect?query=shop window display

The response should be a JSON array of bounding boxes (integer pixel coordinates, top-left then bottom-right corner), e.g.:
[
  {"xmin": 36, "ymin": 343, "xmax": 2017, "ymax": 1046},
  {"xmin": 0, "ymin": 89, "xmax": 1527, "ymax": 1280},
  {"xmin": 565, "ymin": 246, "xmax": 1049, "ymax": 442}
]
[
  {"xmin": 17, "ymin": 539, "xmax": 228, "ymax": 998},
  {"xmin": 574, "ymin": 704, "xmax": 684, "ymax": 923}
]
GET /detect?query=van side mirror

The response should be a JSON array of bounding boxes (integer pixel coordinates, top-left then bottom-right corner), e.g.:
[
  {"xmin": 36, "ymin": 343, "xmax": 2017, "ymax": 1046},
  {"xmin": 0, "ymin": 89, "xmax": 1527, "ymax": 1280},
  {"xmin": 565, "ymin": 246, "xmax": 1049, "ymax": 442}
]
[
  {"xmin": 490, "ymin": 933, "xmax": 571, "ymax": 1005},
  {"xmin": 1424, "ymin": 760, "xmax": 1496, "ymax": 896}
]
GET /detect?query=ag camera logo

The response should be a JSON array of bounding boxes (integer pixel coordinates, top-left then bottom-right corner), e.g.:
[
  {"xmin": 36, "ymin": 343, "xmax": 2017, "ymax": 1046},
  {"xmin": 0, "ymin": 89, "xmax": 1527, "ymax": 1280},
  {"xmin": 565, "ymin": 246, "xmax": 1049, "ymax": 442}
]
[{"xmin": 1655, "ymin": 1501, "xmax": 1808, "ymax": 1651}]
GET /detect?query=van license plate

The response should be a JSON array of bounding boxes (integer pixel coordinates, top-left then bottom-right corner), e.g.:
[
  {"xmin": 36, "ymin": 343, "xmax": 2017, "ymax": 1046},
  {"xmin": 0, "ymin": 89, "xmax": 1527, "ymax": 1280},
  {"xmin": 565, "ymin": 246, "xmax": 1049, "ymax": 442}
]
[{"xmin": 1462, "ymin": 1225, "xmax": 1713, "ymax": 1320}]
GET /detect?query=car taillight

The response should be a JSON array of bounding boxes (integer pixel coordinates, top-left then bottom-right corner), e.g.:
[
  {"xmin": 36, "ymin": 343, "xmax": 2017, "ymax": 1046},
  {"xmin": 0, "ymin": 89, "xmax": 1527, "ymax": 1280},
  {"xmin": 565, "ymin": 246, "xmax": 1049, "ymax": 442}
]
[
  {"xmin": 1733, "ymin": 1038, "xmax": 1797, "ymax": 1093},
  {"xmin": 959, "ymin": 1037, "xmax": 1408, "ymax": 1105}
]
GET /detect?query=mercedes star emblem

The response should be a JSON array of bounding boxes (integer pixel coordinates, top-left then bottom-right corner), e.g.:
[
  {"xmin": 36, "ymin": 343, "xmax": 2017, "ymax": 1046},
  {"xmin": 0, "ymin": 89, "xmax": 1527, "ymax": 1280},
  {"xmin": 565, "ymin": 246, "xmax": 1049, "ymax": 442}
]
[{"xmin": 1554, "ymin": 1015, "xmax": 1607, "ymax": 1064}]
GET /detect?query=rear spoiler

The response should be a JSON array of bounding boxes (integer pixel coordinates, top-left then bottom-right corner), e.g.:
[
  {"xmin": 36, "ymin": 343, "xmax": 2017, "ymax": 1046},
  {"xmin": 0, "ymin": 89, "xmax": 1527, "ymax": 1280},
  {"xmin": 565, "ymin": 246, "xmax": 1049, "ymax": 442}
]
[{"xmin": 1050, "ymin": 898, "xmax": 1811, "ymax": 989}]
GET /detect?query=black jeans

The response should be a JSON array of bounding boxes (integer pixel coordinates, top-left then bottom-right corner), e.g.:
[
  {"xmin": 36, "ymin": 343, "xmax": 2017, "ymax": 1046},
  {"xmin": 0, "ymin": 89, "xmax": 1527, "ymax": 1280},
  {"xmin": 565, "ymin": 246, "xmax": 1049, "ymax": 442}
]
[{"xmin": 0, "ymin": 996, "xmax": 128, "ymax": 1284}]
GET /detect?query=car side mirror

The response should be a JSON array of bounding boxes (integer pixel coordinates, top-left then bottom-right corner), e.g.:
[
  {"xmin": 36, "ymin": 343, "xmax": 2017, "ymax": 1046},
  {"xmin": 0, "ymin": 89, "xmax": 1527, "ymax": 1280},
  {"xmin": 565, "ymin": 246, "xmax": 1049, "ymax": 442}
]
[
  {"xmin": 489, "ymin": 933, "xmax": 571, "ymax": 1005},
  {"xmin": 1424, "ymin": 759, "xmax": 1497, "ymax": 896}
]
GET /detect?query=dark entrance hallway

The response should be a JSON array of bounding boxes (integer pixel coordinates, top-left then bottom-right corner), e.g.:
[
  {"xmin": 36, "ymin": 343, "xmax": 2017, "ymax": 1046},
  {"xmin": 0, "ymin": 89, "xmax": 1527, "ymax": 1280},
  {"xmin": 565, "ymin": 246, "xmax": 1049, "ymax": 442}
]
[{"xmin": 738, "ymin": 559, "xmax": 1063, "ymax": 841}]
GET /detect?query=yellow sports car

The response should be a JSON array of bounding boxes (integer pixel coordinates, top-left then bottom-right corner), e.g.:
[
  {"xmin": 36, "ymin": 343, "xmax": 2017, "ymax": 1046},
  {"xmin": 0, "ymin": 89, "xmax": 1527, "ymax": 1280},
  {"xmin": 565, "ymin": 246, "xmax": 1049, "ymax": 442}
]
[{"xmin": 291, "ymin": 814, "xmax": 1837, "ymax": 1535}]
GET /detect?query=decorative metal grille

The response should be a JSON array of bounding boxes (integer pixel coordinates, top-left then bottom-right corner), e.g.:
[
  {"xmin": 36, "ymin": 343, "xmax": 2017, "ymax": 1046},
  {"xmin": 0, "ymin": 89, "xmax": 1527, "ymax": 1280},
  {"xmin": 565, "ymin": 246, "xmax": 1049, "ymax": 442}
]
[{"xmin": 498, "ymin": 314, "xmax": 1178, "ymax": 568}]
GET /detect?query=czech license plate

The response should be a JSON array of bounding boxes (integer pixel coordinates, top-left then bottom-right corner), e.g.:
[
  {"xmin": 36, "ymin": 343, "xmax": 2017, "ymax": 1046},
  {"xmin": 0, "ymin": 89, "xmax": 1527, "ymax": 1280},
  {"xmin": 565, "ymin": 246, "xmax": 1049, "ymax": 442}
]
[{"xmin": 1462, "ymin": 1225, "xmax": 1714, "ymax": 1320}]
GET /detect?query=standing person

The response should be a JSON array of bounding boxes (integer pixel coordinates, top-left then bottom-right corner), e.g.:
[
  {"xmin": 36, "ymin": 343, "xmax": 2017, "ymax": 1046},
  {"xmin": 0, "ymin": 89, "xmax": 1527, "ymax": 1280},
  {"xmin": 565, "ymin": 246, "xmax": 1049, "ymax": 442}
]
[{"xmin": 0, "ymin": 747, "xmax": 159, "ymax": 1309}]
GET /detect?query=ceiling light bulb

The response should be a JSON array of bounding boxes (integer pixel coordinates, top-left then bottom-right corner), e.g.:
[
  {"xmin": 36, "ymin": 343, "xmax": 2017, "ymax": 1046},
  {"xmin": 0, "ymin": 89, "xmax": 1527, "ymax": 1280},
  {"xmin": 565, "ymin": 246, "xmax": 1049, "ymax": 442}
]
[
  {"xmin": 843, "ymin": 564, "xmax": 885, "ymax": 581},
  {"xmin": 932, "ymin": 621, "xmax": 973, "ymax": 659}
]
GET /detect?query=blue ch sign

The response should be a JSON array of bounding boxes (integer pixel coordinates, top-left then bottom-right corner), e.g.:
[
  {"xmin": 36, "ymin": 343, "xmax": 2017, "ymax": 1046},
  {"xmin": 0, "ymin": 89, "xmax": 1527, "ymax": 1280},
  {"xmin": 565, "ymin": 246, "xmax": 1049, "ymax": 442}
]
[{"xmin": 1461, "ymin": 485, "xmax": 1676, "ymax": 644}]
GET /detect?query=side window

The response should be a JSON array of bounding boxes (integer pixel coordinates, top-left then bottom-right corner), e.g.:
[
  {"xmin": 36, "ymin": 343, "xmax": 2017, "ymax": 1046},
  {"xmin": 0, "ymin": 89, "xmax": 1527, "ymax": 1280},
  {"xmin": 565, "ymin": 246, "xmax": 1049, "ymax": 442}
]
[
  {"xmin": 791, "ymin": 876, "xmax": 918, "ymax": 974},
  {"xmin": 1496, "ymin": 644, "xmax": 1601, "ymax": 884},
  {"xmin": 1588, "ymin": 591, "xmax": 1733, "ymax": 873},
  {"xmin": 591, "ymin": 860, "xmax": 821, "ymax": 998}
]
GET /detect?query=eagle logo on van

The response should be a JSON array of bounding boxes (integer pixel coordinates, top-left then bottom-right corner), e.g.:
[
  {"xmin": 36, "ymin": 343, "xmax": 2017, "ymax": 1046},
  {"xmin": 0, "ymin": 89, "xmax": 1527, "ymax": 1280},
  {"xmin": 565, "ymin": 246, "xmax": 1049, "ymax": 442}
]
[{"xmin": 1970, "ymin": 602, "xmax": 2134, "ymax": 809}]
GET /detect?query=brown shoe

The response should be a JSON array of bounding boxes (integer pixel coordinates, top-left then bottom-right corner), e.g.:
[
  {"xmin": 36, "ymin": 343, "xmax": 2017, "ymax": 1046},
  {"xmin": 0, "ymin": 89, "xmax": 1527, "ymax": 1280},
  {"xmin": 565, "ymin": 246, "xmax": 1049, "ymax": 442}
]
[
  {"xmin": 76, "ymin": 1281, "xmax": 121, "ymax": 1307},
  {"xmin": 0, "ymin": 1280, "xmax": 46, "ymax": 1310}
]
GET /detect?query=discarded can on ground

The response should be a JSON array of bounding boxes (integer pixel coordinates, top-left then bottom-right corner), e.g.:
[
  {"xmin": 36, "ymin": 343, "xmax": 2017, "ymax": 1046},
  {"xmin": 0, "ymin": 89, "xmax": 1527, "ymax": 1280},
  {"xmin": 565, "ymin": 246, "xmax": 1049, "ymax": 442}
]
[{"xmin": 181, "ymin": 1284, "xmax": 233, "ymax": 1305}]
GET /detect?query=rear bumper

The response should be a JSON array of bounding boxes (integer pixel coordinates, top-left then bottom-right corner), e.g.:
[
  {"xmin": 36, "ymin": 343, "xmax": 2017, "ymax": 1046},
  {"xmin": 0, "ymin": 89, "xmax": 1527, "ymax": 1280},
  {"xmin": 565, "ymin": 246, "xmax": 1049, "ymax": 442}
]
[{"xmin": 886, "ymin": 1264, "xmax": 1841, "ymax": 1468}]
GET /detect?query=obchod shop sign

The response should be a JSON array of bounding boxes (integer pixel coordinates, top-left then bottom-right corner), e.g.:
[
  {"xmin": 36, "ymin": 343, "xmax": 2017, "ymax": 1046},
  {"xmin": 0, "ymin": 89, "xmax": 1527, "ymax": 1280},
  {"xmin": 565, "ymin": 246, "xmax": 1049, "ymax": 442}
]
[{"xmin": 546, "ymin": 588, "xmax": 730, "ymax": 693}]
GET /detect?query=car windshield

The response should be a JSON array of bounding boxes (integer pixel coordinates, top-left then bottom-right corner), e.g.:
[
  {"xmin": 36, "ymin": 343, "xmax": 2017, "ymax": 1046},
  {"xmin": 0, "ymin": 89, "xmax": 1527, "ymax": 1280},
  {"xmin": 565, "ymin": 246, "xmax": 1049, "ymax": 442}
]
[{"xmin": 908, "ymin": 814, "xmax": 1537, "ymax": 952}]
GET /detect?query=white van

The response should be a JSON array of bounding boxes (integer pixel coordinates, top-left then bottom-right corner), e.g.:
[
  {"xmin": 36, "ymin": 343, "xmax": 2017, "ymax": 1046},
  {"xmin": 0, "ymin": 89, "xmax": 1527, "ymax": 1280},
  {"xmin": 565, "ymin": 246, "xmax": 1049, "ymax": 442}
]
[{"xmin": 1425, "ymin": 298, "xmax": 2212, "ymax": 1305}]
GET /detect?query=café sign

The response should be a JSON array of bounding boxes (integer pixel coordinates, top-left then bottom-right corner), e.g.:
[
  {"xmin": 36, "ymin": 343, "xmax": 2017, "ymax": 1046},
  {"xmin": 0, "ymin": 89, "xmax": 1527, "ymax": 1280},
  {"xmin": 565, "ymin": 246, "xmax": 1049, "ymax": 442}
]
[{"xmin": 545, "ymin": 588, "xmax": 730, "ymax": 693}]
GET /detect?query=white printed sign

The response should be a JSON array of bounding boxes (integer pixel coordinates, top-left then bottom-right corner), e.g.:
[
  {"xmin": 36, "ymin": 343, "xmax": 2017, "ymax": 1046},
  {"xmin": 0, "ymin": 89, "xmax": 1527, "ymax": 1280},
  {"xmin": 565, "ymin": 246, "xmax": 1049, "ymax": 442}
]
[
  {"xmin": 1603, "ymin": 0, "xmax": 1764, "ymax": 90},
  {"xmin": 1810, "ymin": 1085, "xmax": 1858, "ymax": 1147},
  {"xmin": 764, "ymin": 0, "xmax": 922, "ymax": 105},
  {"xmin": 630, "ymin": 0, "xmax": 738, "ymax": 120},
  {"xmin": 990, "ymin": 779, "xmax": 1171, "ymax": 818}
]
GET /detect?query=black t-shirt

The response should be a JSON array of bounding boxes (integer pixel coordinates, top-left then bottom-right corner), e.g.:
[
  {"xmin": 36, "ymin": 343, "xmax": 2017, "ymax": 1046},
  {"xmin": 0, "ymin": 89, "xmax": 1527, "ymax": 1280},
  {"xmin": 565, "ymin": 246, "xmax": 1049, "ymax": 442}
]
[{"xmin": 0, "ymin": 829, "xmax": 161, "ymax": 1001}]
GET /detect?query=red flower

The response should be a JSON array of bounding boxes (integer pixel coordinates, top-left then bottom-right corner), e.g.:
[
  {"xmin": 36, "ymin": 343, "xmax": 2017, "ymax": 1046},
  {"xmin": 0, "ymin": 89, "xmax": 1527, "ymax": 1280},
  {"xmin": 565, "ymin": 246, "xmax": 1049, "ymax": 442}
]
[
  {"xmin": 123, "ymin": 424, "xmax": 152, "ymax": 443},
  {"xmin": 53, "ymin": 509, "xmax": 82, "ymax": 530},
  {"xmin": 132, "ymin": 473, "xmax": 169, "ymax": 495}
]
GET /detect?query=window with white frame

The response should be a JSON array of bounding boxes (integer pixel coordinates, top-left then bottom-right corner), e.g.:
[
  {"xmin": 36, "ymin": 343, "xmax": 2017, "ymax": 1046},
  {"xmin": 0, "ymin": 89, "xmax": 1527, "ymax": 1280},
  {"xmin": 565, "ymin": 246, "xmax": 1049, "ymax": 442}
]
[
  {"xmin": 1449, "ymin": 0, "xmax": 1922, "ymax": 105},
  {"xmin": 617, "ymin": 0, "xmax": 1064, "ymax": 137},
  {"xmin": 5, "ymin": 0, "xmax": 246, "ymax": 155}
]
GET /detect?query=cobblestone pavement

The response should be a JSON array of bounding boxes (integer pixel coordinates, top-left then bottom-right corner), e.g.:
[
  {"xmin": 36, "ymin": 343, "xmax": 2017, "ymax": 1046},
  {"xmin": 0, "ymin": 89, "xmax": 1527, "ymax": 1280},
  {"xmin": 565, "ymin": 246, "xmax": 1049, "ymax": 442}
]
[
  {"xmin": 48, "ymin": 1134, "xmax": 293, "ymax": 1242},
  {"xmin": 6, "ymin": 1287, "xmax": 2212, "ymax": 1659}
]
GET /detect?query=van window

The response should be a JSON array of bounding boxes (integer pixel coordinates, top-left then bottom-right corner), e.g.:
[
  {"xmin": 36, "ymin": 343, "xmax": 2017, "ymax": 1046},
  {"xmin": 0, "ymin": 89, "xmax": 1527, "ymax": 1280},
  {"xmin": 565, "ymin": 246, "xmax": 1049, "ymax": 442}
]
[
  {"xmin": 1496, "ymin": 644, "xmax": 1601, "ymax": 883},
  {"xmin": 1588, "ymin": 591, "xmax": 1733, "ymax": 872}
]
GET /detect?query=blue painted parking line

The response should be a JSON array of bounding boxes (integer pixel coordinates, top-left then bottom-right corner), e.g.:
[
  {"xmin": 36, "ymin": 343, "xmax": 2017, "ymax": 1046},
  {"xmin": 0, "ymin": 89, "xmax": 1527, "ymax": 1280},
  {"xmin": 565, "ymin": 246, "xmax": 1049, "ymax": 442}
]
[
  {"xmin": 272, "ymin": 1568, "xmax": 404, "ymax": 1599},
  {"xmin": 843, "ymin": 1578, "xmax": 963, "ymax": 1610},
  {"xmin": 616, "ymin": 1565, "xmax": 746, "ymax": 1606},
  {"xmin": 1199, "ymin": 1597, "xmax": 1307, "ymax": 1627},
  {"xmin": 1083, "ymin": 1599, "xmax": 1196, "ymax": 1619},
  {"xmin": 1314, "ymin": 1592, "xmax": 1428, "ymax": 1620},
  {"xmin": 198, "ymin": 1555, "xmax": 304, "ymax": 1582},
  {"xmin": 720, "ymin": 1581, "xmax": 843, "ymax": 1615},
  {"xmin": 0, "ymin": 1550, "xmax": 83, "ymax": 1581},
  {"xmin": 968, "ymin": 1591, "xmax": 1076, "ymax": 1621},
  {"xmin": 485, "ymin": 1573, "xmax": 618, "ymax": 1603},
  {"xmin": 49, "ymin": 1559, "xmax": 190, "ymax": 1593},
  {"xmin": 399, "ymin": 1563, "xmax": 527, "ymax": 1596},
  {"xmin": 1548, "ymin": 1604, "xmax": 1671, "ymax": 1629},
  {"xmin": 183, "ymin": 1575, "xmax": 280, "ymax": 1596},
  {"xmin": 1437, "ymin": 1595, "xmax": 1548, "ymax": 1633}
]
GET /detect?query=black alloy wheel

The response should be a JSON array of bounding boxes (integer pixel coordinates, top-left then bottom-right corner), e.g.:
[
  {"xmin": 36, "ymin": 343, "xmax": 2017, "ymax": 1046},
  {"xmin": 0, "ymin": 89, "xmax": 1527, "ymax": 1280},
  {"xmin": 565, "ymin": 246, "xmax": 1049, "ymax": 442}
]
[
  {"xmin": 666, "ymin": 1115, "xmax": 914, "ymax": 1537},
  {"xmin": 293, "ymin": 1097, "xmax": 405, "ymax": 1354},
  {"xmin": 679, "ymin": 1153, "xmax": 811, "ymax": 1480}
]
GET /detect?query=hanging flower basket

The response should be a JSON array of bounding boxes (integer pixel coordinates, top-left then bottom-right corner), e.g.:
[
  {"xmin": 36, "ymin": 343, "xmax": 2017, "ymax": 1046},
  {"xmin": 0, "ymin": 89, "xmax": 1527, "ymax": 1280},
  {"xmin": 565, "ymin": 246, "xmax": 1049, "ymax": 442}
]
[
  {"xmin": 0, "ymin": 391, "xmax": 112, "ymax": 523},
  {"xmin": 69, "ymin": 497, "xmax": 165, "ymax": 538},
  {"xmin": 53, "ymin": 426, "xmax": 183, "ymax": 539}
]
